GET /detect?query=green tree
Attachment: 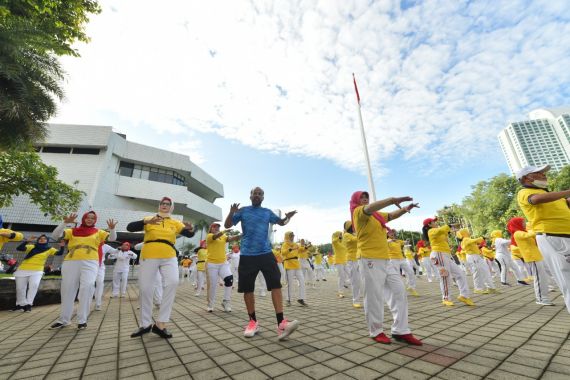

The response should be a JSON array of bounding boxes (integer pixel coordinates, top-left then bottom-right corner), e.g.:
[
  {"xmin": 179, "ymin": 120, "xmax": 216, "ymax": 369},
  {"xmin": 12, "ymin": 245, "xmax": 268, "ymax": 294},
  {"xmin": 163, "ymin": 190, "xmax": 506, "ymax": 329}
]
[
  {"xmin": 549, "ymin": 165, "xmax": 570, "ymax": 191},
  {"xmin": 194, "ymin": 219, "xmax": 210, "ymax": 241},
  {"xmin": 0, "ymin": 150, "xmax": 84, "ymax": 218},
  {"xmin": 179, "ymin": 241, "xmax": 197, "ymax": 257},
  {"xmin": 0, "ymin": 0, "xmax": 101, "ymax": 150}
]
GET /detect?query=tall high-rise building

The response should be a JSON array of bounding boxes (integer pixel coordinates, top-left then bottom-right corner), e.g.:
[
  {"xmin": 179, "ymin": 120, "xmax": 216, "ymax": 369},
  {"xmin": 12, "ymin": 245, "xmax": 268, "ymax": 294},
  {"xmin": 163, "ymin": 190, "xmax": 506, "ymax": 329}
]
[{"xmin": 498, "ymin": 107, "xmax": 570, "ymax": 174}]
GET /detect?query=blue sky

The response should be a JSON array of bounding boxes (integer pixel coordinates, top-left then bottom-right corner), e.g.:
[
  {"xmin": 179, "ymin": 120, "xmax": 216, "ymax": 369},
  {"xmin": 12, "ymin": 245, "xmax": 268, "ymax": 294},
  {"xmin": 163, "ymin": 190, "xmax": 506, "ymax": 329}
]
[{"xmin": 51, "ymin": 0, "xmax": 570, "ymax": 243}]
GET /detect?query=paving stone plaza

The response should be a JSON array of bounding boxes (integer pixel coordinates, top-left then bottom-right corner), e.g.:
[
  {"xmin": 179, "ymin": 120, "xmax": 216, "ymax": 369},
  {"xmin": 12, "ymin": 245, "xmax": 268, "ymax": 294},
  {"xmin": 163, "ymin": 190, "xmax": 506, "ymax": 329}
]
[{"xmin": 1, "ymin": 272, "xmax": 569, "ymax": 380}]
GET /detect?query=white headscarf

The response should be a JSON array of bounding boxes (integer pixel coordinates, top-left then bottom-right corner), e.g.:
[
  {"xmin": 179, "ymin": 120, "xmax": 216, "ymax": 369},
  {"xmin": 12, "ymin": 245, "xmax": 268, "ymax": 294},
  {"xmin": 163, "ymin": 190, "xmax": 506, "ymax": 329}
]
[{"xmin": 158, "ymin": 196, "xmax": 175, "ymax": 218}]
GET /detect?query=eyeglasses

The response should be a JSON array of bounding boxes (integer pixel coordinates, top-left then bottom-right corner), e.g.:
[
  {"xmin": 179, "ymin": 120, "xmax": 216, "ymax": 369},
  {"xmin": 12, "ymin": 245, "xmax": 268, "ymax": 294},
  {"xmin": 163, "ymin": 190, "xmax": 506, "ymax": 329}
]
[{"xmin": 160, "ymin": 202, "xmax": 171, "ymax": 206}]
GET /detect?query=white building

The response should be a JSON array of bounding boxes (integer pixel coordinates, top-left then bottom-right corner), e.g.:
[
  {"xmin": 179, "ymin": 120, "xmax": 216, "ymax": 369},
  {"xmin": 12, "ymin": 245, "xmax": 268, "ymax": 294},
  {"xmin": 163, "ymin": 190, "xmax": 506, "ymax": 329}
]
[
  {"xmin": 498, "ymin": 107, "xmax": 570, "ymax": 174},
  {"xmin": 1, "ymin": 124, "xmax": 224, "ymax": 245}
]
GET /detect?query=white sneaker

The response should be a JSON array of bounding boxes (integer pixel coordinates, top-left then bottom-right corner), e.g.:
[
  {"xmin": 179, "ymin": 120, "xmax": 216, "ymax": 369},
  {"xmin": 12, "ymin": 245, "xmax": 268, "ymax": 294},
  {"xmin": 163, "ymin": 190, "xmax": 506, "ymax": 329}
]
[
  {"xmin": 244, "ymin": 320, "xmax": 259, "ymax": 337},
  {"xmin": 536, "ymin": 301, "xmax": 555, "ymax": 306},
  {"xmin": 194, "ymin": 292, "xmax": 201, "ymax": 296},
  {"xmin": 207, "ymin": 306, "xmax": 214, "ymax": 312},
  {"xmin": 277, "ymin": 319, "xmax": 299, "ymax": 341},
  {"xmin": 95, "ymin": 305, "xmax": 102, "ymax": 311},
  {"xmin": 221, "ymin": 300, "xmax": 231, "ymax": 312}
]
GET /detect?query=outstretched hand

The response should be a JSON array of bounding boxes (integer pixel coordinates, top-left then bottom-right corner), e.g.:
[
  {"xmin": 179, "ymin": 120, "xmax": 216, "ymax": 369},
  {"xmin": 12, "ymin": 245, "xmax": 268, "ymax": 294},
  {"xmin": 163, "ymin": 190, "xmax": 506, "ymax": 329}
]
[
  {"xmin": 285, "ymin": 210, "xmax": 297, "ymax": 219},
  {"xmin": 393, "ymin": 196, "xmax": 413, "ymax": 209},
  {"xmin": 63, "ymin": 213, "xmax": 78, "ymax": 224},
  {"xmin": 230, "ymin": 203, "xmax": 240, "ymax": 213},
  {"xmin": 183, "ymin": 221, "xmax": 194, "ymax": 231},
  {"xmin": 107, "ymin": 219, "xmax": 118, "ymax": 229},
  {"xmin": 145, "ymin": 216, "xmax": 163, "ymax": 225},
  {"xmin": 404, "ymin": 203, "xmax": 420, "ymax": 212}
]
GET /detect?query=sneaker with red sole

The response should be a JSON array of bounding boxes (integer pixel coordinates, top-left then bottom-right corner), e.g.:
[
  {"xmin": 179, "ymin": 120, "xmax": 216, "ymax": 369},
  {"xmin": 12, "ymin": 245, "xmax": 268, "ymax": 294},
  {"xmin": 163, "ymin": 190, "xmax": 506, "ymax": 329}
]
[
  {"xmin": 373, "ymin": 332, "xmax": 391, "ymax": 344},
  {"xmin": 244, "ymin": 320, "xmax": 259, "ymax": 338},
  {"xmin": 392, "ymin": 333, "xmax": 423, "ymax": 346}
]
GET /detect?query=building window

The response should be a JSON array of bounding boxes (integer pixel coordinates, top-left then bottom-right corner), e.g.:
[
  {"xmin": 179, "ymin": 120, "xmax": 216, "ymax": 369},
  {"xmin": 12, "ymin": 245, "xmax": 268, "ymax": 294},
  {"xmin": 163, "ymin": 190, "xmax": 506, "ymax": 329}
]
[
  {"xmin": 42, "ymin": 146, "xmax": 71, "ymax": 154},
  {"xmin": 72, "ymin": 148, "xmax": 100, "ymax": 155},
  {"xmin": 118, "ymin": 161, "xmax": 186, "ymax": 186},
  {"xmin": 119, "ymin": 161, "xmax": 134, "ymax": 177}
]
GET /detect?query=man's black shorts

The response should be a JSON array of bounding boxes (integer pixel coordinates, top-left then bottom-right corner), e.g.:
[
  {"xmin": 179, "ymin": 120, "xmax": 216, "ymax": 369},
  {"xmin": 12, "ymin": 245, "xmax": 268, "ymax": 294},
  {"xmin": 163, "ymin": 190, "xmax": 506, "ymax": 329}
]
[{"xmin": 238, "ymin": 252, "xmax": 282, "ymax": 293}]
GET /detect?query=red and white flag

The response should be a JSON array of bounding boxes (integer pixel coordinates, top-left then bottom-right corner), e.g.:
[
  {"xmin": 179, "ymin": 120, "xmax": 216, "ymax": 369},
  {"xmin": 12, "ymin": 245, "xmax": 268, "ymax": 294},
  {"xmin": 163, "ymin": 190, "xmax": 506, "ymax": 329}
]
[{"xmin": 352, "ymin": 73, "xmax": 361, "ymax": 105}]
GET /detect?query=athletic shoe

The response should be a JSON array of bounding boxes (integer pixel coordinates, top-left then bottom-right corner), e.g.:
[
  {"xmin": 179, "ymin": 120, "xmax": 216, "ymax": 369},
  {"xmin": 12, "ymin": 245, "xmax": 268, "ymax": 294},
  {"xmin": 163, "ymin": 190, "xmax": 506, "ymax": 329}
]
[
  {"xmin": 131, "ymin": 325, "xmax": 152, "ymax": 337},
  {"xmin": 536, "ymin": 301, "xmax": 555, "ymax": 306},
  {"xmin": 244, "ymin": 320, "xmax": 259, "ymax": 338},
  {"xmin": 194, "ymin": 292, "xmax": 201, "ymax": 296},
  {"xmin": 277, "ymin": 319, "xmax": 299, "ymax": 341},
  {"xmin": 50, "ymin": 322, "xmax": 67, "ymax": 329},
  {"xmin": 517, "ymin": 280, "xmax": 530, "ymax": 286},
  {"xmin": 457, "ymin": 296, "xmax": 475, "ymax": 306},
  {"xmin": 23, "ymin": 305, "xmax": 32, "ymax": 312},
  {"xmin": 474, "ymin": 289, "xmax": 490, "ymax": 294},
  {"xmin": 95, "ymin": 305, "xmax": 102, "ymax": 311},
  {"xmin": 337, "ymin": 293, "xmax": 345, "ymax": 298},
  {"xmin": 501, "ymin": 282, "xmax": 511, "ymax": 286},
  {"xmin": 408, "ymin": 289, "xmax": 419, "ymax": 297},
  {"xmin": 322, "ymin": 279, "xmax": 327, "ymax": 281},
  {"xmin": 487, "ymin": 288, "xmax": 499, "ymax": 294},
  {"xmin": 207, "ymin": 306, "xmax": 214, "ymax": 312},
  {"xmin": 442, "ymin": 300, "xmax": 455, "ymax": 306},
  {"xmin": 152, "ymin": 325, "xmax": 173, "ymax": 339},
  {"xmin": 221, "ymin": 300, "xmax": 232, "ymax": 312},
  {"xmin": 10, "ymin": 305, "xmax": 23, "ymax": 312},
  {"xmin": 392, "ymin": 333, "xmax": 423, "ymax": 346},
  {"xmin": 549, "ymin": 286, "xmax": 557, "ymax": 292},
  {"xmin": 297, "ymin": 299, "xmax": 308, "ymax": 307},
  {"xmin": 352, "ymin": 303, "xmax": 363, "ymax": 309},
  {"xmin": 373, "ymin": 332, "xmax": 391, "ymax": 344},
  {"xmin": 78, "ymin": 323, "xmax": 87, "ymax": 330}
]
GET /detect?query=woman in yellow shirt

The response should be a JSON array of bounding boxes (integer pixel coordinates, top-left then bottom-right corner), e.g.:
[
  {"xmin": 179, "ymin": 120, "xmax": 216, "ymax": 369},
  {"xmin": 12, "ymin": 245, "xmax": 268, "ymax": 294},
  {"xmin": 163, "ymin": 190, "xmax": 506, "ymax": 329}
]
[
  {"xmin": 457, "ymin": 229, "xmax": 496, "ymax": 294},
  {"xmin": 281, "ymin": 232, "xmax": 307, "ymax": 306},
  {"xmin": 417, "ymin": 241, "xmax": 437, "ymax": 282},
  {"xmin": 194, "ymin": 241, "xmax": 208, "ymax": 296},
  {"xmin": 343, "ymin": 221, "xmax": 362, "ymax": 306},
  {"xmin": 350, "ymin": 191, "xmax": 422, "ymax": 346},
  {"xmin": 422, "ymin": 218, "xmax": 474, "ymax": 307},
  {"xmin": 332, "ymin": 231, "xmax": 348, "ymax": 298},
  {"xmin": 508, "ymin": 217, "xmax": 553, "ymax": 306},
  {"xmin": 127, "ymin": 197, "xmax": 195, "ymax": 339},
  {"xmin": 51, "ymin": 211, "xmax": 117, "ymax": 330},
  {"xmin": 12, "ymin": 235, "xmax": 64, "ymax": 312},
  {"xmin": 511, "ymin": 244, "xmax": 530, "ymax": 281}
]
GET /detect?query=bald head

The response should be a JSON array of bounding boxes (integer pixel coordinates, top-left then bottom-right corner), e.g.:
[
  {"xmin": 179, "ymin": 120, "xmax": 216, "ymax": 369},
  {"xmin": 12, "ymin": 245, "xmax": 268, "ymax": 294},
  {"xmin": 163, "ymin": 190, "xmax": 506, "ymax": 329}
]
[{"xmin": 250, "ymin": 187, "xmax": 265, "ymax": 206}]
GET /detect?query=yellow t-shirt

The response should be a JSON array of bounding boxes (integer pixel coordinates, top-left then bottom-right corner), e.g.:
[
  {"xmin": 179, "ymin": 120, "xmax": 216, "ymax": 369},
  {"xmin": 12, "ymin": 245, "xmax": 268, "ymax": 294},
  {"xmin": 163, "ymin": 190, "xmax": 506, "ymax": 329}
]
[
  {"xmin": 418, "ymin": 247, "xmax": 430, "ymax": 258},
  {"xmin": 18, "ymin": 245, "xmax": 58, "ymax": 271},
  {"xmin": 0, "ymin": 229, "xmax": 24, "ymax": 250},
  {"xmin": 282, "ymin": 241, "xmax": 300, "ymax": 270},
  {"xmin": 63, "ymin": 229, "xmax": 109, "ymax": 261},
  {"xmin": 513, "ymin": 231, "xmax": 542, "ymax": 262},
  {"xmin": 206, "ymin": 233, "xmax": 228, "ymax": 264},
  {"xmin": 314, "ymin": 252, "xmax": 323, "ymax": 265},
  {"xmin": 141, "ymin": 217, "xmax": 185, "ymax": 259},
  {"xmin": 428, "ymin": 225, "xmax": 451, "ymax": 253},
  {"xmin": 456, "ymin": 250, "xmax": 467, "ymax": 262},
  {"xmin": 343, "ymin": 232, "xmax": 358, "ymax": 261},
  {"xmin": 481, "ymin": 247, "xmax": 495, "ymax": 260},
  {"xmin": 332, "ymin": 233, "xmax": 348, "ymax": 264},
  {"xmin": 387, "ymin": 239, "xmax": 405, "ymax": 260},
  {"xmin": 273, "ymin": 248, "xmax": 283, "ymax": 263},
  {"xmin": 196, "ymin": 248, "xmax": 207, "ymax": 271},
  {"xmin": 297, "ymin": 245, "xmax": 309, "ymax": 260},
  {"xmin": 181, "ymin": 258, "xmax": 192, "ymax": 268},
  {"xmin": 404, "ymin": 246, "xmax": 414, "ymax": 260},
  {"xmin": 352, "ymin": 206, "xmax": 389, "ymax": 260},
  {"xmin": 517, "ymin": 188, "xmax": 570, "ymax": 234},
  {"xmin": 461, "ymin": 237, "xmax": 484, "ymax": 255},
  {"xmin": 511, "ymin": 245, "xmax": 523, "ymax": 260}
]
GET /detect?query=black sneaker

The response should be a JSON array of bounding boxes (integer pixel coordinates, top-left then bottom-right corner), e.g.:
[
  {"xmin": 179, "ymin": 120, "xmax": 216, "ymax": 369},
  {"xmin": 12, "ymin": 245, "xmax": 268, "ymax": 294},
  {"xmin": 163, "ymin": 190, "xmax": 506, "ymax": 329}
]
[
  {"xmin": 518, "ymin": 280, "xmax": 530, "ymax": 286},
  {"xmin": 10, "ymin": 305, "xmax": 23, "ymax": 312},
  {"xmin": 50, "ymin": 322, "xmax": 66, "ymax": 329},
  {"xmin": 297, "ymin": 299, "xmax": 308, "ymax": 307},
  {"xmin": 131, "ymin": 325, "xmax": 152, "ymax": 338},
  {"xmin": 322, "ymin": 279, "xmax": 327, "ymax": 281},
  {"xmin": 151, "ymin": 325, "xmax": 172, "ymax": 339},
  {"xmin": 78, "ymin": 323, "xmax": 87, "ymax": 330},
  {"xmin": 23, "ymin": 305, "xmax": 32, "ymax": 312}
]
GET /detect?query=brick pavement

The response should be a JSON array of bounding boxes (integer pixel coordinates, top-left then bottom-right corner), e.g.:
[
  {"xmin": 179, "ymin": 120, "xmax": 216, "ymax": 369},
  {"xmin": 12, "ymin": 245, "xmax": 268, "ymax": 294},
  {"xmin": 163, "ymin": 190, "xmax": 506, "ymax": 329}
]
[{"xmin": 0, "ymin": 272, "xmax": 569, "ymax": 379}]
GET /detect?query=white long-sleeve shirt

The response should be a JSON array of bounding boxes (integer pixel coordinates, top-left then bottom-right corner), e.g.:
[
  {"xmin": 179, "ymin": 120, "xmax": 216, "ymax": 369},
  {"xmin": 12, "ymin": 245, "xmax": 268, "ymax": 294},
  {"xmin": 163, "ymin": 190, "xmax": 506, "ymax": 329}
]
[
  {"xmin": 494, "ymin": 238, "xmax": 511, "ymax": 256},
  {"xmin": 108, "ymin": 249, "xmax": 138, "ymax": 272}
]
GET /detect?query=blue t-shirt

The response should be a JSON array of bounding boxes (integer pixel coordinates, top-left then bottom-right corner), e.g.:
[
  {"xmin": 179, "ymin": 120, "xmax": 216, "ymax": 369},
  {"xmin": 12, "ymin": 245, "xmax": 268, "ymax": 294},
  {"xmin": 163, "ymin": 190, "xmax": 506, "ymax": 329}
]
[{"xmin": 231, "ymin": 206, "xmax": 280, "ymax": 256}]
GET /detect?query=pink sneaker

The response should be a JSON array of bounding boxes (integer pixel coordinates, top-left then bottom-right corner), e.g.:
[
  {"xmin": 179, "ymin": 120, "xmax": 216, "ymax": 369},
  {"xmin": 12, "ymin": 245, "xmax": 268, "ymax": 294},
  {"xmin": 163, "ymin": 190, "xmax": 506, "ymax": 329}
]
[
  {"xmin": 277, "ymin": 319, "xmax": 299, "ymax": 341},
  {"xmin": 243, "ymin": 320, "xmax": 259, "ymax": 338}
]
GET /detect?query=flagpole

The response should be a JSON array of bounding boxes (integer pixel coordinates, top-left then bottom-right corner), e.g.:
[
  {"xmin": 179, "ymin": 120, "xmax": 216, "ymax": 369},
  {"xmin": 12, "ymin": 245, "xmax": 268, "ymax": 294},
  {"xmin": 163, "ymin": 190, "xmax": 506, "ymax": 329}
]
[{"xmin": 353, "ymin": 73, "xmax": 377, "ymax": 201}]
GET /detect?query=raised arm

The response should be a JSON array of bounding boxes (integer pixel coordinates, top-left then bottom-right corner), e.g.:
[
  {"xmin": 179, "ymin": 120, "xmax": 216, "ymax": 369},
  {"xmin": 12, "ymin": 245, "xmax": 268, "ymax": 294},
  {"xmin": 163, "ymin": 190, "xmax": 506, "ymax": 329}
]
[{"xmin": 224, "ymin": 203, "xmax": 240, "ymax": 228}]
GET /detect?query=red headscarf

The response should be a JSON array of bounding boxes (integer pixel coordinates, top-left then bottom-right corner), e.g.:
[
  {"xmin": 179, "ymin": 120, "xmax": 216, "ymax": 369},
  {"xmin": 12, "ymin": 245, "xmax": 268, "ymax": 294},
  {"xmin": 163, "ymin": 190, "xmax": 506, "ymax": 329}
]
[
  {"xmin": 416, "ymin": 240, "xmax": 426, "ymax": 249},
  {"xmin": 121, "ymin": 242, "xmax": 131, "ymax": 251},
  {"xmin": 349, "ymin": 191, "xmax": 388, "ymax": 233},
  {"xmin": 507, "ymin": 217, "xmax": 526, "ymax": 246},
  {"xmin": 72, "ymin": 211, "xmax": 99, "ymax": 237}
]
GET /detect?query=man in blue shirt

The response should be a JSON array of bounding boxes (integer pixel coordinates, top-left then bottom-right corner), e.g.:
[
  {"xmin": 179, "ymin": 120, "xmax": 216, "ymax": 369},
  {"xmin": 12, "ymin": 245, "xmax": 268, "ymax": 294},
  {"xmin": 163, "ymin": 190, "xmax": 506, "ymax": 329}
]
[{"xmin": 225, "ymin": 187, "xmax": 299, "ymax": 340}]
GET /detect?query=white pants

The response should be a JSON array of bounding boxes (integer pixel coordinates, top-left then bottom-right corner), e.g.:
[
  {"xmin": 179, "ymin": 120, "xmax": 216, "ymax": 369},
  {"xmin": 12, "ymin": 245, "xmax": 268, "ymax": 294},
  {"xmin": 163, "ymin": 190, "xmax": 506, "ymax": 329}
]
[
  {"xmin": 536, "ymin": 235, "xmax": 570, "ymax": 312},
  {"xmin": 300, "ymin": 258, "xmax": 314, "ymax": 284},
  {"xmin": 195, "ymin": 270, "xmax": 205, "ymax": 295},
  {"xmin": 496, "ymin": 254, "xmax": 525, "ymax": 283},
  {"xmin": 407, "ymin": 259, "xmax": 418, "ymax": 273},
  {"xmin": 467, "ymin": 254, "xmax": 495, "ymax": 290},
  {"xmin": 181, "ymin": 267, "xmax": 190, "ymax": 279},
  {"xmin": 421, "ymin": 257, "xmax": 437, "ymax": 282},
  {"xmin": 277, "ymin": 262, "xmax": 286, "ymax": 283},
  {"xmin": 514, "ymin": 258, "xmax": 529, "ymax": 279},
  {"xmin": 59, "ymin": 260, "xmax": 98, "ymax": 325},
  {"xmin": 286, "ymin": 269, "xmax": 306, "ymax": 301},
  {"xmin": 206, "ymin": 262, "xmax": 232, "ymax": 308},
  {"xmin": 487, "ymin": 259, "xmax": 500, "ymax": 278},
  {"xmin": 349, "ymin": 261, "xmax": 362, "ymax": 303},
  {"xmin": 231, "ymin": 257, "xmax": 239, "ymax": 282},
  {"xmin": 314, "ymin": 264, "xmax": 325, "ymax": 281},
  {"xmin": 112, "ymin": 270, "xmax": 129, "ymax": 296},
  {"xmin": 526, "ymin": 260, "xmax": 551, "ymax": 303},
  {"xmin": 94, "ymin": 265, "xmax": 105, "ymax": 307},
  {"xmin": 430, "ymin": 251, "xmax": 470, "ymax": 300},
  {"xmin": 257, "ymin": 273, "xmax": 267, "ymax": 295},
  {"xmin": 153, "ymin": 271, "xmax": 163, "ymax": 305},
  {"xmin": 14, "ymin": 270, "xmax": 43, "ymax": 306},
  {"xmin": 189, "ymin": 264, "xmax": 197, "ymax": 284},
  {"xmin": 337, "ymin": 263, "xmax": 347, "ymax": 292},
  {"xmin": 391, "ymin": 259, "xmax": 416, "ymax": 290},
  {"xmin": 361, "ymin": 259, "xmax": 411, "ymax": 337},
  {"xmin": 139, "ymin": 258, "xmax": 178, "ymax": 327}
]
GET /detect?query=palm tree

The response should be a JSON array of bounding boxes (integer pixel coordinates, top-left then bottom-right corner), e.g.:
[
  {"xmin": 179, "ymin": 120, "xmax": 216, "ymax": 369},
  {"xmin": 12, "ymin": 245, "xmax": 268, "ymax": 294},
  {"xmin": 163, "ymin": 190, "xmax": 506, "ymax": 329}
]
[{"xmin": 194, "ymin": 219, "xmax": 210, "ymax": 241}]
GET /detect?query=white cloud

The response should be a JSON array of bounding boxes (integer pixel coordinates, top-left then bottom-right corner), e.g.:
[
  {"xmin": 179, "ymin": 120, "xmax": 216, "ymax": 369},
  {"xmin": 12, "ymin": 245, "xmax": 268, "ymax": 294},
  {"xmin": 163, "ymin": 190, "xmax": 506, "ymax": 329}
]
[{"xmin": 52, "ymin": 0, "xmax": 570, "ymax": 176}]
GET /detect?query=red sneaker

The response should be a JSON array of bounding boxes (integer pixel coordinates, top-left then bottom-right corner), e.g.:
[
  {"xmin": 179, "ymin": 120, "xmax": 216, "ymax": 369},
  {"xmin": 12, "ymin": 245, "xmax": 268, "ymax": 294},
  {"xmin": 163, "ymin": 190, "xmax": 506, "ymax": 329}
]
[
  {"xmin": 373, "ymin": 332, "xmax": 391, "ymax": 344},
  {"xmin": 392, "ymin": 333, "xmax": 423, "ymax": 346}
]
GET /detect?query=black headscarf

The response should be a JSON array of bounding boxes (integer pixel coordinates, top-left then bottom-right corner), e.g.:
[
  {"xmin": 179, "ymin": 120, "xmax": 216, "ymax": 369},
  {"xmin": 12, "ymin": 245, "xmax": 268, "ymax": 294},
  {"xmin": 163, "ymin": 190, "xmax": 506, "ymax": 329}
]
[{"xmin": 24, "ymin": 235, "xmax": 51, "ymax": 260}]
